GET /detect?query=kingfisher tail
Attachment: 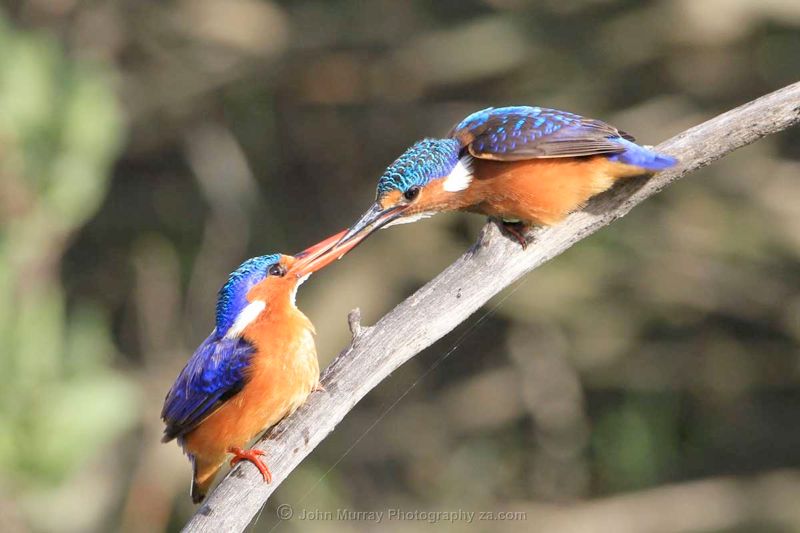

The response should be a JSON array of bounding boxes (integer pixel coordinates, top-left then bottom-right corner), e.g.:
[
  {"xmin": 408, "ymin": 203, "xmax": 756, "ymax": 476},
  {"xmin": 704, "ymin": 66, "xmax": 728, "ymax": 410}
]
[
  {"xmin": 191, "ymin": 457, "xmax": 221, "ymax": 504},
  {"xmin": 609, "ymin": 137, "xmax": 676, "ymax": 171}
]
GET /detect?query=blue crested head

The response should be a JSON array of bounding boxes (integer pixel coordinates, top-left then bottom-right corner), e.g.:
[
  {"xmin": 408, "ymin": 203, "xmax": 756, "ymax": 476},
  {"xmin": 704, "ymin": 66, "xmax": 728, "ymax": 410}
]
[
  {"xmin": 376, "ymin": 138, "xmax": 462, "ymax": 198},
  {"xmin": 215, "ymin": 254, "xmax": 281, "ymax": 336}
]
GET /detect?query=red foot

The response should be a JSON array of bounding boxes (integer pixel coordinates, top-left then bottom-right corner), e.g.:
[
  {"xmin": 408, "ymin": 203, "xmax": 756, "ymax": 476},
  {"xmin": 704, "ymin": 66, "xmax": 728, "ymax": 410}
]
[
  {"xmin": 228, "ymin": 447, "xmax": 272, "ymax": 483},
  {"xmin": 312, "ymin": 382, "xmax": 326, "ymax": 393},
  {"xmin": 501, "ymin": 221, "xmax": 529, "ymax": 250}
]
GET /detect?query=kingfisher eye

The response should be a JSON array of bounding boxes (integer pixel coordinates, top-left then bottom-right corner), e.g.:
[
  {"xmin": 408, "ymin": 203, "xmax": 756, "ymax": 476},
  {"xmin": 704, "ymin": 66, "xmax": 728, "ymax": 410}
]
[
  {"xmin": 268, "ymin": 264, "xmax": 286, "ymax": 277},
  {"xmin": 403, "ymin": 186, "xmax": 421, "ymax": 201}
]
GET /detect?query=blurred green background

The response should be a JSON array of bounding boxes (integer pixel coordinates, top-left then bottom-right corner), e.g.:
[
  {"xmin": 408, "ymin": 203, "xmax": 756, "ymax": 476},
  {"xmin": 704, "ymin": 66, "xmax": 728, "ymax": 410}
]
[{"xmin": 1, "ymin": 1, "xmax": 799, "ymax": 532}]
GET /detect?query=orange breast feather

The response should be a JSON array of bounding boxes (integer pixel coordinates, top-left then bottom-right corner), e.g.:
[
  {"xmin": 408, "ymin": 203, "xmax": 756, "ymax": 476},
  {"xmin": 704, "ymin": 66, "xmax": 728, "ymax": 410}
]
[
  {"xmin": 464, "ymin": 156, "xmax": 645, "ymax": 225},
  {"xmin": 182, "ymin": 308, "xmax": 318, "ymax": 476}
]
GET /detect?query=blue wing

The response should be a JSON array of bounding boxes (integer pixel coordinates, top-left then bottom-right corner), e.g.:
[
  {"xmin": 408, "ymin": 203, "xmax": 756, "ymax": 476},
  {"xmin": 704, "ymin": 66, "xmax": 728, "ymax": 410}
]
[
  {"xmin": 161, "ymin": 331, "xmax": 255, "ymax": 442},
  {"xmin": 448, "ymin": 106, "xmax": 636, "ymax": 161}
]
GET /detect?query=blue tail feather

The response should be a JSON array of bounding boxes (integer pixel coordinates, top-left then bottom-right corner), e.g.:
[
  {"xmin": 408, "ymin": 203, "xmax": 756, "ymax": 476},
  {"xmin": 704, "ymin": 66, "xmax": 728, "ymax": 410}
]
[{"xmin": 608, "ymin": 137, "xmax": 676, "ymax": 171}]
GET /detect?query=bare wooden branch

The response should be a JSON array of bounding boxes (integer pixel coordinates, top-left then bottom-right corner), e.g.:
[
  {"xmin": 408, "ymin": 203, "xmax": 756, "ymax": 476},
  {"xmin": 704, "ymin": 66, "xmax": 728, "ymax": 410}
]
[
  {"xmin": 182, "ymin": 82, "xmax": 800, "ymax": 533},
  {"xmin": 504, "ymin": 469, "xmax": 800, "ymax": 533}
]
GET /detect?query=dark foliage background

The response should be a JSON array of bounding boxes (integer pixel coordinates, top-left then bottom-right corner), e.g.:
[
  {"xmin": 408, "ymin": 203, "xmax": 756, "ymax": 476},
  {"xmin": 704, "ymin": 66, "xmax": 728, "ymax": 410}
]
[{"xmin": 1, "ymin": 1, "xmax": 799, "ymax": 531}]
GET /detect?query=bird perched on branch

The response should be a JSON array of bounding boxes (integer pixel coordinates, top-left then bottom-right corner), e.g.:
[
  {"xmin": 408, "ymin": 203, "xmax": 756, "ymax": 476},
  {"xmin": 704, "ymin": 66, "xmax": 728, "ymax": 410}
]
[
  {"xmin": 161, "ymin": 230, "xmax": 361, "ymax": 503},
  {"xmin": 337, "ymin": 106, "xmax": 676, "ymax": 248}
]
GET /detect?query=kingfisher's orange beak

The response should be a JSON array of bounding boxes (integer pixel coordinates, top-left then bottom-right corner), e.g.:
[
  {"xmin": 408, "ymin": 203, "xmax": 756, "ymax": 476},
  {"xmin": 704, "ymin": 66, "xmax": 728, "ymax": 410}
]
[{"xmin": 291, "ymin": 229, "xmax": 366, "ymax": 277}]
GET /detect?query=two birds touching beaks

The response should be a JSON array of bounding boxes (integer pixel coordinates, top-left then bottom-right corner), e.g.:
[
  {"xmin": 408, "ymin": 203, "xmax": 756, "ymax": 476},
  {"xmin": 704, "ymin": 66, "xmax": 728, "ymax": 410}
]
[{"xmin": 161, "ymin": 106, "xmax": 677, "ymax": 503}]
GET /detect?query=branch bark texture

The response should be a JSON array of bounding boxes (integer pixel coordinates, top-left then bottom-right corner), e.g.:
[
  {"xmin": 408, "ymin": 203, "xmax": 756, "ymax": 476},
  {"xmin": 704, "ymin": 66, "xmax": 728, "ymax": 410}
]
[{"xmin": 183, "ymin": 82, "xmax": 800, "ymax": 533}]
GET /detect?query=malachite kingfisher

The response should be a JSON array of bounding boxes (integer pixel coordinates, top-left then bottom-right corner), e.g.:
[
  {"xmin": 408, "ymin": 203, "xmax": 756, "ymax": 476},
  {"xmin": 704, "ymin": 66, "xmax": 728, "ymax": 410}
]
[
  {"xmin": 338, "ymin": 106, "xmax": 677, "ymax": 247},
  {"xmin": 161, "ymin": 230, "xmax": 363, "ymax": 503}
]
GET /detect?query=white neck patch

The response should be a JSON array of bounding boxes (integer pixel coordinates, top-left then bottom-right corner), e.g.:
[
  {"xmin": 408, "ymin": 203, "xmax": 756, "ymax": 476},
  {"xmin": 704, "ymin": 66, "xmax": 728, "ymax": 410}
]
[
  {"xmin": 224, "ymin": 299, "xmax": 266, "ymax": 339},
  {"xmin": 290, "ymin": 273, "xmax": 311, "ymax": 308},
  {"xmin": 442, "ymin": 155, "xmax": 474, "ymax": 192}
]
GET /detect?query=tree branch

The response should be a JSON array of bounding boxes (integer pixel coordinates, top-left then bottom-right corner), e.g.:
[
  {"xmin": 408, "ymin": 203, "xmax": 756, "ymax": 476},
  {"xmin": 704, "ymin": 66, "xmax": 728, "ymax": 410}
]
[{"xmin": 182, "ymin": 82, "xmax": 800, "ymax": 533}]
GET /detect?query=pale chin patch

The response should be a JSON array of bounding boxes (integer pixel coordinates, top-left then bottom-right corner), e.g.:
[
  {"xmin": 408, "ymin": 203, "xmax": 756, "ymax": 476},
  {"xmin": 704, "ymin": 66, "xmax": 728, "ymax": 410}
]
[
  {"xmin": 442, "ymin": 155, "xmax": 474, "ymax": 192},
  {"xmin": 384, "ymin": 212, "xmax": 434, "ymax": 228},
  {"xmin": 224, "ymin": 299, "xmax": 266, "ymax": 339},
  {"xmin": 290, "ymin": 273, "xmax": 311, "ymax": 308}
]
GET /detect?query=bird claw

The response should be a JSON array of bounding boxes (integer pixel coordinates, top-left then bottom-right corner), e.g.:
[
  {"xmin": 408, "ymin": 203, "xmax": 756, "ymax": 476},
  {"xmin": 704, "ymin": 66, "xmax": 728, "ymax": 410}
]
[
  {"xmin": 500, "ymin": 221, "xmax": 530, "ymax": 250},
  {"xmin": 228, "ymin": 446, "xmax": 272, "ymax": 483},
  {"xmin": 312, "ymin": 382, "xmax": 326, "ymax": 393}
]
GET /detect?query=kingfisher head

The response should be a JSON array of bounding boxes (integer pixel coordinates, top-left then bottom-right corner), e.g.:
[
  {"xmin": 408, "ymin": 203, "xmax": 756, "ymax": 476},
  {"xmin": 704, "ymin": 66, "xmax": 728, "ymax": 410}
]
[
  {"xmin": 213, "ymin": 229, "xmax": 364, "ymax": 340},
  {"xmin": 214, "ymin": 254, "xmax": 283, "ymax": 339},
  {"xmin": 338, "ymin": 138, "xmax": 473, "ymax": 246}
]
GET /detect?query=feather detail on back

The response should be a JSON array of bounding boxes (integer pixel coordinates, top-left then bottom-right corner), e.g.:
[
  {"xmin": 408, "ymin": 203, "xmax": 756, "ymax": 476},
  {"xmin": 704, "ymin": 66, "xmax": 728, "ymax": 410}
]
[
  {"xmin": 161, "ymin": 331, "xmax": 254, "ymax": 442},
  {"xmin": 449, "ymin": 106, "xmax": 632, "ymax": 160}
]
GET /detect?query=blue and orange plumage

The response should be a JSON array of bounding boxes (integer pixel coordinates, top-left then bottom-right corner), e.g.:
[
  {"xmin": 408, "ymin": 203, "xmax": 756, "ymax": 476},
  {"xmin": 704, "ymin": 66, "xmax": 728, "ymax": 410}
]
[
  {"xmin": 161, "ymin": 231, "xmax": 360, "ymax": 503},
  {"xmin": 338, "ymin": 106, "xmax": 677, "ymax": 247}
]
